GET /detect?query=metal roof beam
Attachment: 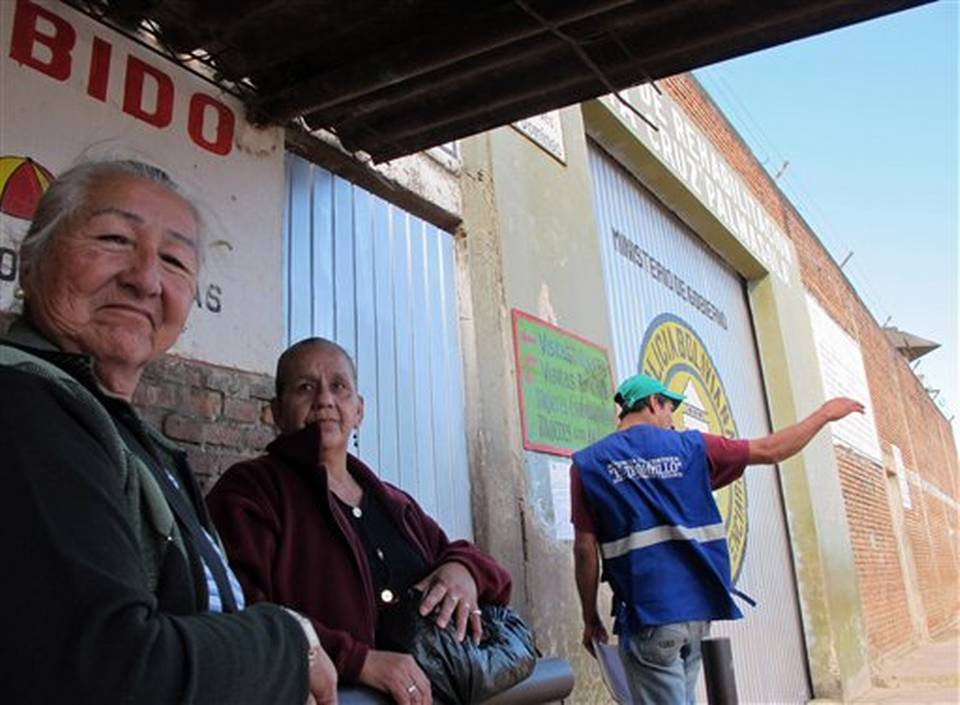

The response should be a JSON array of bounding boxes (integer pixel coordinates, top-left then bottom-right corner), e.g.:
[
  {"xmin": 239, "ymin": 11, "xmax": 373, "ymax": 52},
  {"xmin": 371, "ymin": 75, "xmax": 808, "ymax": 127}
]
[
  {"xmin": 252, "ymin": 0, "xmax": 646, "ymax": 123},
  {"xmin": 346, "ymin": 0, "xmax": 930, "ymax": 160}
]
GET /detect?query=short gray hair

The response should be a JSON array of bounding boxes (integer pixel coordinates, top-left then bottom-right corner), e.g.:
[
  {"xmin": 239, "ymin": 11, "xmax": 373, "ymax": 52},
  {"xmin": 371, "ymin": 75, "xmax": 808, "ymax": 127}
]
[{"xmin": 19, "ymin": 159, "xmax": 207, "ymax": 278}]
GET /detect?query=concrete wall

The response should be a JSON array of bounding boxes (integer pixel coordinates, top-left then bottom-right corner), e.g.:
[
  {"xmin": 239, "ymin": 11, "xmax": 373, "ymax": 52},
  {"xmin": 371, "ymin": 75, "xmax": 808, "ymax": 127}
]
[{"xmin": 459, "ymin": 109, "xmax": 615, "ymax": 702}]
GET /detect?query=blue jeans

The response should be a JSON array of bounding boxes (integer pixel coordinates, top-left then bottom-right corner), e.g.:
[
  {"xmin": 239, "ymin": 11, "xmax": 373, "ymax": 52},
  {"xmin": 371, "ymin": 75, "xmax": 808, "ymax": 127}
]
[{"xmin": 619, "ymin": 621, "xmax": 710, "ymax": 705}]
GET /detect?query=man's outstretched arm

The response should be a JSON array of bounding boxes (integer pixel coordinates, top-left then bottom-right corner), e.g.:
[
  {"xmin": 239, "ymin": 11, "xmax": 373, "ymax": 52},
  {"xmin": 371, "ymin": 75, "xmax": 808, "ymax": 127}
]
[
  {"xmin": 573, "ymin": 528, "xmax": 608, "ymax": 657},
  {"xmin": 747, "ymin": 397, "xmax": 864, "ymax": 465}
]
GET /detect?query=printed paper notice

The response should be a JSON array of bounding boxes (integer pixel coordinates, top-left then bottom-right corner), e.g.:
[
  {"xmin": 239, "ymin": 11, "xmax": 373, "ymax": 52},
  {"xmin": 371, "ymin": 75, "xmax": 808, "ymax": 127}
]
[{"xmin": 549, "ymin": 460, "xmax": 574, "ymax": 541}]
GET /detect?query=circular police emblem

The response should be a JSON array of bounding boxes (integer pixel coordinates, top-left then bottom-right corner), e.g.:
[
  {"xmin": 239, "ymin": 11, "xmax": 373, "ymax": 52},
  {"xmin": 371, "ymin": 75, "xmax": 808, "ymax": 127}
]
[{"xmin": 639, "ymin": 314, "xmax": 748, "ymax": 583}]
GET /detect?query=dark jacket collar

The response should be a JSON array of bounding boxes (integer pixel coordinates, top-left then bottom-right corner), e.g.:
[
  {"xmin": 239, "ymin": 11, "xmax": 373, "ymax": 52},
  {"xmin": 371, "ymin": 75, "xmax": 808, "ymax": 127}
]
[
  {"xmin": 266, "ymin": 423, "xmax": 379, "ymax": 487},
  {"xmin": 265, "ymin": 424, "xmax": 411, "ymax": 529},
  {"xmin": 1, "ymin": 317, "xmax": 184, "ymax": 458},
  {"xmin": 2, "ymin": 317, "xmax": 100, "ymax": 388}
]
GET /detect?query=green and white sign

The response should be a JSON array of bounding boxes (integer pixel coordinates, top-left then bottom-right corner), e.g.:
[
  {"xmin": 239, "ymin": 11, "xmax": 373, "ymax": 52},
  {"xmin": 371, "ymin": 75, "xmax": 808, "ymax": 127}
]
[{"xmin": 512, "ymin": 309, "xmax": 615, "ymax": 456}]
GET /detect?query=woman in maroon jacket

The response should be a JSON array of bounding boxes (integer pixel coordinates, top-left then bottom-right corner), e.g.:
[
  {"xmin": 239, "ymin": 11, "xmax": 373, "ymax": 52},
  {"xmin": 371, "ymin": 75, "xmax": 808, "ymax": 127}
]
[{"xmin": 208, "ymin": 337, "xmax": 512, "ymax": 705}]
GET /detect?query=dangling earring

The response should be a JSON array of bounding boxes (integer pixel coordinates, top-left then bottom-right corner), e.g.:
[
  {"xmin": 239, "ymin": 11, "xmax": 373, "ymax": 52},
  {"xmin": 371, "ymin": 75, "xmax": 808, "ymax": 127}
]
[
  {"xmin": 353, "ymin": 429, "xmax": 359, "ymax": 451},
  {"xmin": 14, "ymin": 287, "xmax": 25, "ymax": 300}
]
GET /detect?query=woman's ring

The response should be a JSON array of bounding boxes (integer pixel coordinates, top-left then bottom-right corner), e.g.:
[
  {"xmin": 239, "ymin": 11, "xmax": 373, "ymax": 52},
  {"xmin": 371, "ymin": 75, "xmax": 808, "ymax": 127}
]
[
  {"xmin": 407, "ymin": 684, "xmax": 418, "ymax": 694},
  {"xmin": 471, "ymin": 608, "xmax": 482, "ymax": 616}
]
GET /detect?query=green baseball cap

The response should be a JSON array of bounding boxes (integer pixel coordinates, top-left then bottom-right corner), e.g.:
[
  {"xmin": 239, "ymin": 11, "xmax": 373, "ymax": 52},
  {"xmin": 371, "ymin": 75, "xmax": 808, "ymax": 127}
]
[{"xmin": 615, "ymin": 373, "xmax": 685, "ymax": 410}]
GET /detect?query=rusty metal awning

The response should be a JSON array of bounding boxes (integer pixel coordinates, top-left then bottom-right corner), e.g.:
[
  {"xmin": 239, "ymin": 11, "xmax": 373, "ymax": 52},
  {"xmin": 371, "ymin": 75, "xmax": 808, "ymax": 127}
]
[
  {"xmin": 68, "ymin": 0, "xmax": 930, "ymax": 163},
  {"xmin": 884, "ymin": 327, "xmax": 941, "ymax": 362}
]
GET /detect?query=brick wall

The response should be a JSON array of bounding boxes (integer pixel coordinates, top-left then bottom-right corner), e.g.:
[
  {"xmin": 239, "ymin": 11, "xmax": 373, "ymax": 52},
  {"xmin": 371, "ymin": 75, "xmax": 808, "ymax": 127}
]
[
  {"xmin": 856, "ymin": 306, "xmax": 915, "ymax": 467},
  {"xmin": 661, "ymin": 75, "xmax": 959, "ymax": 657},
  {"xmin": 134, "ymin": 355, "xmax": 278, "ymax": 494},
  {"xmin": 1, "ymin": 311, "xmax": 277, "ymax": 495},
  {"xmin": 835, "ymin": 447, "xmax": 912, "ymax": 659}
]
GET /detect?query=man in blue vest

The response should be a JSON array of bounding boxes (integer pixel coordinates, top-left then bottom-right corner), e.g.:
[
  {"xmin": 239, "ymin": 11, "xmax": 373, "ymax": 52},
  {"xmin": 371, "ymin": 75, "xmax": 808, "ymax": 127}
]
[{"xmin": 571, "ymin": 373, "xmax": 863, "ymax": 704}]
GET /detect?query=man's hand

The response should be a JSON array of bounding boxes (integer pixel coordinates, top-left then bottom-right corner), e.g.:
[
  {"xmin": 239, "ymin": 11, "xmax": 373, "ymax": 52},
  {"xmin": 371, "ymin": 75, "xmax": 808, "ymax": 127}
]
[
  {"xmin": 359, "ymin": 649, "xmax": 432, "ymax": 705},
  {"xmin": 415, "ymin": 561, "xmax": 482, "ymax": 643},
  {"xmin": 573, "ymin": 528, "xmax": 604, "ymax": 658},
  {"xmin": 581, "ymin": 615, "xmax": 609, "ymax": 658},
  {"xmin": 820, "ymin": 397, "xmax": 864, "ymax": 422},
  {"xmin": 306, "ymin": 643, "xmax": 338, "ymax": 705},
  {"xmin": 748, "ymin": 396, "xmax": 865, "ymax": 464}
]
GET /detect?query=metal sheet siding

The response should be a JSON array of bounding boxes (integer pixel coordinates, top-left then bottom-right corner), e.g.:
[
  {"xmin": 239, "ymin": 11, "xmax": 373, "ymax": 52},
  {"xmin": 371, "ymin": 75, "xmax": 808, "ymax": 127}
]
[
  {"xmin": 283, "ymin": 154, "xmax": 472, "ymax": 539},
  {"xmin": 589, "ymin": 144, "xmax": 810, "ymax": 703}
]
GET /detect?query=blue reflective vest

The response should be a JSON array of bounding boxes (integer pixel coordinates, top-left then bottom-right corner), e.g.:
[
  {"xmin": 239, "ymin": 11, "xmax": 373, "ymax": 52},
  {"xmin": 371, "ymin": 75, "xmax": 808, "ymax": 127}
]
[{"xmin": 573, "ymin": 425, "xmax": 742, "ymax": 634}]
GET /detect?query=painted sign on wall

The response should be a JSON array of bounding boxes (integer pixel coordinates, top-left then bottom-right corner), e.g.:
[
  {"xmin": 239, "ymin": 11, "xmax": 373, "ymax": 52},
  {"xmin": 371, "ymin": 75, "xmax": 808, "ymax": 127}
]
[
  {"xmin": 1, "ymin": 0, "xmax": 284, "ymax": 373},
  {"xmin": 601, "ymin": 86, "xmax": 795, "ymax": 285},
  {"xmin": 806, "ymin": 293, "xmax": 883, "ymax": 463},
  {"xmin": 640, "ymin": 314, "xmax": 748, "ymax": 582},
  {"xmin": 512, "ymin": 110, "xmax": 566, "ymax": 164},
  {"xmin": 512, "ymin": 309, "xmax": 615, "ymax": 456}
]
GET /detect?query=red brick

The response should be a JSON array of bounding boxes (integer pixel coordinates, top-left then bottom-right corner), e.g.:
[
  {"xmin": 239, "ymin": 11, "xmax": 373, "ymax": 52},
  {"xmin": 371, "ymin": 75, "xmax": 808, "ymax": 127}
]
[
  {"xmin": 223, "ymin": 397, "xmax": 259, "ymax": 424},
  {"xmin": 204, "ymin": 368, "xmax": 249, "ymax": 396},
  {"xmin": 132, "ymin": 382, "xmax": 178, "ymax": 410},
  {"xmin": 163, "ymin": 414, "xmax": 203, "ymax": 444},
  {"xmin": 243, "ymin": 426, "xmax": 276, "ymax": 451},
  {"xmin": 201, "ymin": 423, "xmax": 243, "ymax": 447},
  {"xmin": 189, "ymin": 389, "xmax": 223, "ymax": 420},
  {"xmin": 185, "ymin": 447, "xmax": 218, "ymax": 478},
  {"xmin": 249, "ymin": 377, "xmax": 276, "ymax": 401}
]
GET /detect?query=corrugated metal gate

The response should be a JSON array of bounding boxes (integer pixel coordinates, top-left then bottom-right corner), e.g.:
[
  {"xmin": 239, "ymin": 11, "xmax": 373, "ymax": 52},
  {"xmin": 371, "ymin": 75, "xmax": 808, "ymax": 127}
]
[
  {"xmin": 282, "ymin": 153, "xmax": 473, "ymax": 539},
  {"xmin": 588, "ymin": 143, "xmax": 810, "ymax": 703}
]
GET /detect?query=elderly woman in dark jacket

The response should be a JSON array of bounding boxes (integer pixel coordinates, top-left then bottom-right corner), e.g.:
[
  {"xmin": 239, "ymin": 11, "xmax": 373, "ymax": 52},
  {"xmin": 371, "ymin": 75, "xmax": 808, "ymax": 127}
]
[
  {"xmin": 207, "ymin": 337, "xmax": 512, "ymax": 705},
  {"xmin": 0, "ymin": 159, "xmax": 336, "ymax": 705}
]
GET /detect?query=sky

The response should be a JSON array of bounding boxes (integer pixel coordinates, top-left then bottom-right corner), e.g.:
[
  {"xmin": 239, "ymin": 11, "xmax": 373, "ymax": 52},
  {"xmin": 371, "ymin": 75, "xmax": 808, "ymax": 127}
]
[{"xmin": 693, "ymin": 1, "xmax": 959, "ymax": 432}]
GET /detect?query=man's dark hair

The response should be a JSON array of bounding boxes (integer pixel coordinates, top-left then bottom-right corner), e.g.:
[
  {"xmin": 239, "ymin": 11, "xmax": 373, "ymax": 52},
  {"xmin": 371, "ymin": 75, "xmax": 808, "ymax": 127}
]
[
  {"xmin": 274, "ymin": 337, "xmax": 357, "ymax": 398},
  {"xmin": 616, "ymin": 393, "xmax": 674, "ymax": 420}
]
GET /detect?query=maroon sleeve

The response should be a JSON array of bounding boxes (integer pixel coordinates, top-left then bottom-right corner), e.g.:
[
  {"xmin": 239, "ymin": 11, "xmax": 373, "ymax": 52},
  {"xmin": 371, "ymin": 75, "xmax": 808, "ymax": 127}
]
[
  {"xmin": 306, "ymin": 614, "xmax": 369, "ymax": 681},
  {"xmin": 399, "ymin": 492, "xmax": 512, "ymax": 605},
  {"xmin": 703, "ymin": 433, "xmax": 750, "ymax": 489},
  {"xmin": 570, "ymin": 464, "xmax": 598, "ymax": 534},
  {"xmin": 207, "ymin": 465, "xmax": 369, "ymax": 680},
  {"xmin": 206, "ymin": 467, "xmax": 280, "ymax": 606}
]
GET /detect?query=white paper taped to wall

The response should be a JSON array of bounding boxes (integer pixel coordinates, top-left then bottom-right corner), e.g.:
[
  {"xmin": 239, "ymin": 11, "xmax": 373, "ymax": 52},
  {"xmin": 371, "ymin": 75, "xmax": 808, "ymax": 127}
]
[{"xmin": 548, "ymin": 459, "xmax": 574, "ymax": 541}]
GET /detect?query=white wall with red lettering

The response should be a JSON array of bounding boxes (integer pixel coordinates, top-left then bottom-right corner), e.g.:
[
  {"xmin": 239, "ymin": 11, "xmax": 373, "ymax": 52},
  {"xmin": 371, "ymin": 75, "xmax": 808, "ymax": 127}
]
[{"xmin": 0, "ymin": 0, "xmax": 285, "ymax": 373}]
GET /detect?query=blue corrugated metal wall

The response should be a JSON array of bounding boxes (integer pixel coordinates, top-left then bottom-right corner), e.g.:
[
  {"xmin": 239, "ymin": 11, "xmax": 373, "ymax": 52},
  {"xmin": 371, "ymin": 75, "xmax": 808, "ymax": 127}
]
[{"xmin": 282, "ymin": 154, "xmax": 472, "ymax": 539}]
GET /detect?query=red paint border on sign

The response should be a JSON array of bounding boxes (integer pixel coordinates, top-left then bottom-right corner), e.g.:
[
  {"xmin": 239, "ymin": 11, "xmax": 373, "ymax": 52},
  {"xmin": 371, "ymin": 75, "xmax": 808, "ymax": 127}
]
[{"xmin": 511, "ymin": 308, "xmax": 616, "ymax": 457}]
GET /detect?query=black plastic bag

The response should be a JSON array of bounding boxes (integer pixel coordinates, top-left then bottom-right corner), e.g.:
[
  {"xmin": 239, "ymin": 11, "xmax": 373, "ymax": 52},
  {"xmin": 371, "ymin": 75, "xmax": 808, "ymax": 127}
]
[{"xmin": 378, "ymin": 588, "xmax": 537, "ymax": 704}]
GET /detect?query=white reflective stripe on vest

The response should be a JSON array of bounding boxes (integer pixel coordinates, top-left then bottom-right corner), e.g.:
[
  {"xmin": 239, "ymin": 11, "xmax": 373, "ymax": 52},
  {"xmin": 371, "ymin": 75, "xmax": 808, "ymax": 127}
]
[{"xmin": 600, "ymin": 522, "xmax": 727, "ymax": 559}]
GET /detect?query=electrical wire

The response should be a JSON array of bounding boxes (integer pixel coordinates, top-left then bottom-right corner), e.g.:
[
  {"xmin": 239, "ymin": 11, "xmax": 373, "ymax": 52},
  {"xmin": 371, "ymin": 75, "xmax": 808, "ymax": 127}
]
[{"xmin": 696, "ymin": 65, "xmax": 954, "ymax": 418}]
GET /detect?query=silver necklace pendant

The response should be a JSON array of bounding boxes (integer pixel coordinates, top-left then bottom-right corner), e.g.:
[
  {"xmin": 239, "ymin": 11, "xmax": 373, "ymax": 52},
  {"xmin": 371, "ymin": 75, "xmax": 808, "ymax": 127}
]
[
  {"xmin": 380, "ymin": 588, "xmax": 394, "ymax": 604},
  {"xmin": 351, "ymin": 506, "xmax": 363, "ymax": 519}
]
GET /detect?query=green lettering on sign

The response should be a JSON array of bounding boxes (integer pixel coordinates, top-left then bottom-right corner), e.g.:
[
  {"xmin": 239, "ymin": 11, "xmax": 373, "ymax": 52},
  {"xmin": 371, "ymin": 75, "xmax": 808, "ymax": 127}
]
[{"xmin": 512, "ymin": 309, "xmax": 616, "ymax": 456}]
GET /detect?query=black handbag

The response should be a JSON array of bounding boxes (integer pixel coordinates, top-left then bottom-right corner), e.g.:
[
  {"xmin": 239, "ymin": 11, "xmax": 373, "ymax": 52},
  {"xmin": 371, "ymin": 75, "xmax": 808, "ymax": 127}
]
[{"xmin": 378, "ymin": 588, "xmax": 537, "ymax": 705}]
